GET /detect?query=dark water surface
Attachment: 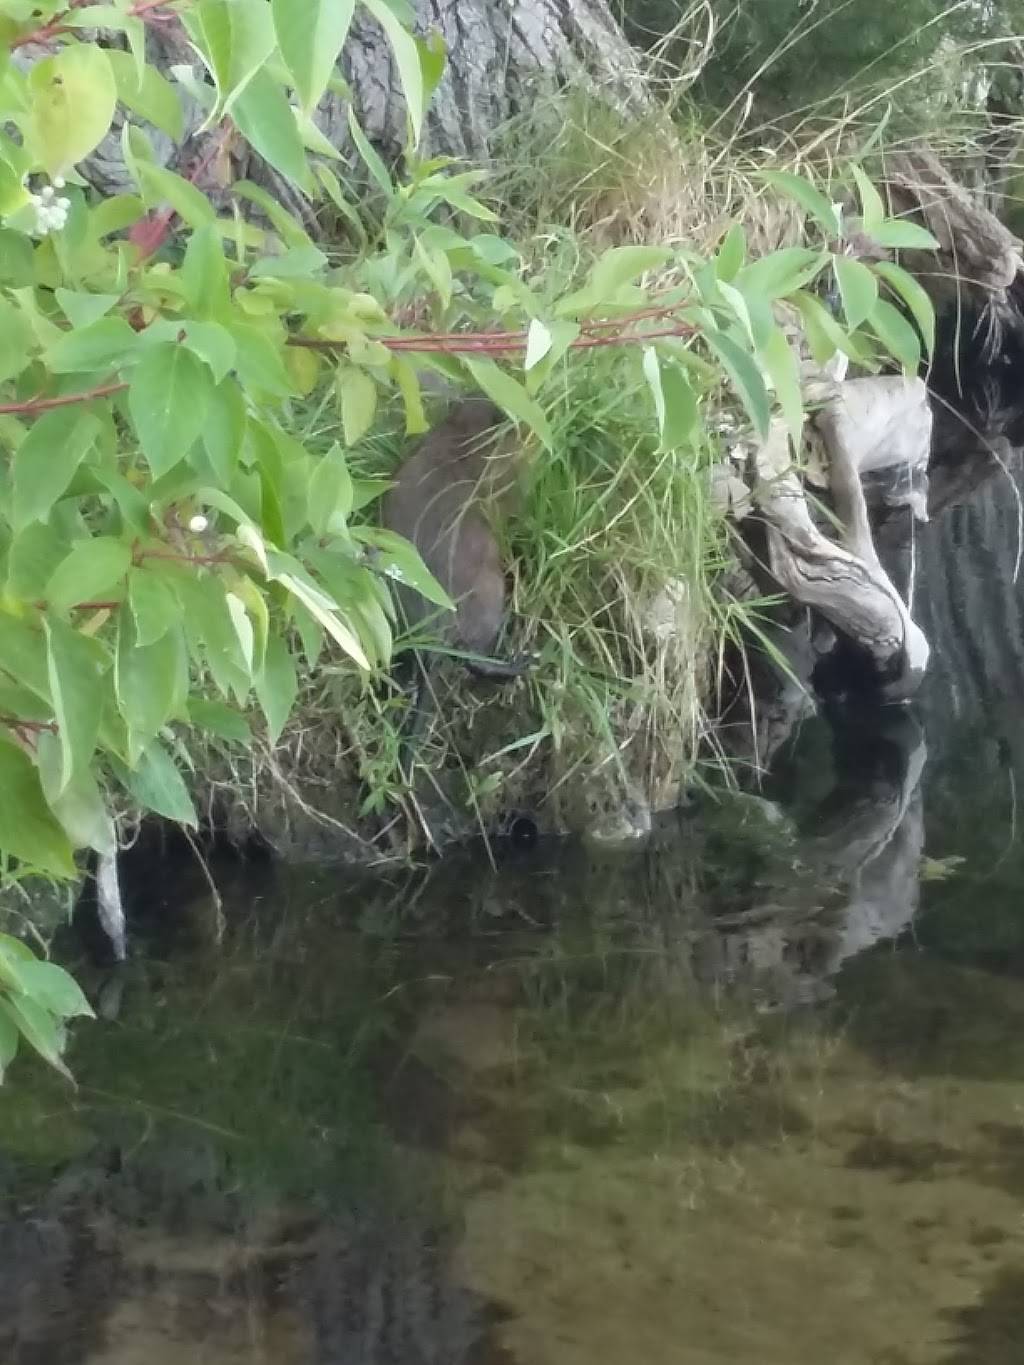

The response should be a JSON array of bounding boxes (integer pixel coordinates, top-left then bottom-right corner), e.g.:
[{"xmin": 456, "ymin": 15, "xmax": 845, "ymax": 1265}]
[{"xmin": 4, "ymin": 474, "xmax": 1024, "ymax": 1363}]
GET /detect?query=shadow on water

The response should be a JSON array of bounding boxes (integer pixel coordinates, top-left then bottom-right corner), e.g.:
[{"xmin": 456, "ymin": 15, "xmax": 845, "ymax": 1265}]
[{"xmin": 7, "ymin": 379, "xmax": 1024, "ymax": 1361}]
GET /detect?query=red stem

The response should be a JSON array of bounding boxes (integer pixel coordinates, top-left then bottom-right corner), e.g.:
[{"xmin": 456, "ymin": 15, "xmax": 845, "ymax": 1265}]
[
  {"xmin": 0, "ymin": 381, "xmax": 127, "ymax": 416},
  {"xmin": 11, "ymin": 0, "xmax": 181, "ymax": 49},
  {"xmin": 0, "ymin": 313, "xmax": 697, "ymax": 418}
]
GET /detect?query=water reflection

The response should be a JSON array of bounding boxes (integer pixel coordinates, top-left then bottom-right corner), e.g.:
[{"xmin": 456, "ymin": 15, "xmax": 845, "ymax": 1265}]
[
  {"xmin": 0, "ymin": 686, "xmax": 1019, "ymax": 1365},
  {"xmin": 8, "ymin": 393, "xmax": 1024, "ymax": 1361}
]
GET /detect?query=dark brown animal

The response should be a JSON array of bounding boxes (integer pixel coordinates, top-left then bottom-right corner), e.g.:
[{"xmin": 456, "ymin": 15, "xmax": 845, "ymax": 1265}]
[{"xmin": 382, "ymin": 397, "xmax": 528, "ymax": 678}]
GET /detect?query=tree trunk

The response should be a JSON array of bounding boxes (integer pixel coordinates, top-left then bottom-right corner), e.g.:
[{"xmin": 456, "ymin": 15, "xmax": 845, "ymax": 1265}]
[
  {"xmin": 341, "ymin": 0, "xmax": 647, "ymax": 165},
  {"xmin": 83, "ymin": 0, "xmax": 646, "ymax": 206}
]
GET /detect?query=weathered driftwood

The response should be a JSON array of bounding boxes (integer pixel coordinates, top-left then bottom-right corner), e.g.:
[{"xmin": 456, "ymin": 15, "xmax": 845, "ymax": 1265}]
[
  {"xmin": 738, "ymin": 375, "xmax": 932, "ymax": 701},
  {"xmin": 879, "ymin": 147, "xmax": 1024, "ymax": 365}
]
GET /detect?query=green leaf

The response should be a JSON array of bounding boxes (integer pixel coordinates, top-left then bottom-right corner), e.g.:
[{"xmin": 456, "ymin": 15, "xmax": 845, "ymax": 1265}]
[
  {"xmin": 272, "ymin": 0, "xmax": 355, "ymax": 113},
  {"xmin": 759, "ymin": 325, "xmax": 804, "ymax": 449},
  {"xmin": 462, "ymin": 357, "xmax": 553, "ymax": 450},
  {"xmin": 761, "ymin": 170, "xmax": 841, "ymax": 236},
  {"xmin": 12, "ymin": 409, "xmax": 100, "ymax": 529},
  {"xmin": 355, "ymin": 526, "xmax": 455, "ymax": 611},
  {"xmin": 90, "ymin": 194, "xmax": 145, "ymax": 239},
  {"xmin": 268, "ymin": 557, "xmax": 371, "ymax": 670},
  {"xmin": 122, "ymin": 741, "xmax": 197, "ymax": 827},
  {"xmin": 232, "ymin": 179, "xmax": 314, "ymax": 248},
  {"xmin": 128, "ymin": 566, "xmax": 182, "ymax": 646},
  {"xmin": 181, "ymin": 224, "xmax": 231, "ymax": 318},
  {"xmin": 129, "ymin": 343, "xmax": 214, "ymax": 479},
  {"xmin": 736, "ymin": 247, "xmax": 827, "ymax": 302},
  {"xmin": 413, "ymin": 236, "xmax": 452, "ymax": 306},
  {"xmin": 254, "ymin": 630, "xmax": 298, "ymax": 745},
  {"xmin": 188, "ymin": 696, "xmax": 251, "ymax": 743},
  {"xmin": 14, "ymin": 959, "xmax": 94, "ymax": 1020},
  {"xmin": 232, "ymin": 66, "xmax": 313, "ymax": 190},
  {"xmin": 523, "ymin": 318, "xmax": 579, "ymax": 393},
  {"xmin": 869, "ymin": 297, "xmax": 922, "ymax": 374},
  {"xmin": 183, "ymin": 0, "xmax": 276, "ymax": 121},
  {"xmin": 589, "ymin": 244, "xmax": 673, "ymax": 297},
  {"xmin": 0, "ymin": 1008, "xmax": 18, "ymax": 1081},
  {"xmin": 336, "ymin": 365, "xmax": 378, "ymax": 446},
  {"xmin": 28, "ymin": 43, "xmax": 117, "ymax": 175},
  {"xmin": 249, "ymin": 244, "xmax": 327, "ymax": 278},
  {"xmin": 791, "ymin": 290, "xmax": 870, "ymax": 367},
  {"xmin": 0, "ymin": 995, "xmax": 70, "ymax": 1081},
  {"xmin": 8, "ymin": 523, "xmax": 68, "ymax": 601},
  {"xmin": 0, "ymin": 614, "xmax": 51, "ymax": 704},
  {"xmin": 715, "ymin": 223, "xmax": 746, "ymax": 282},
  {"xmin": 43, "ymin": 617, "xmax": 104, "ymax": 797},
  {"xmin": 225, "ymin": 320, "xmax": 294, "ymax": 398},
  {"xmin": 92, "ymin": 466, "xmax": 149, "ymax": 537},
  {"xmin": 642, "ymin": 348, "xmax": 698, "ymax": 450},
  {"xmin": 135, "ymin": 162, "xmax": 217, "ymax": 227},
  {"xmin": 315, "ymin": 163, "xmax": 367, "ymax": 245},
  {"xmin": 833, "ymin": 255, "xmax": 878, "ymax": 330},
  {"xmin": 702, "ymin": 327, "xmax": 772, "ymax": 440},
  {"xmin": 418, "ymin": 175, "xmax": 496, "ymax": 221},
  {"xmin": 870, "ymin": 219, "xmax": 940, "ymax": 251},
  {"xmin": 175, "ymin": 574, "xmax": 251, "ymax": 700},
  {"xmin": 346, "ymin": 105, "xmax": 393, "ymax": 195},
  {"xmin": 115, "ymin": 609, "xmax": 187, "ymax": 757},
  {"xmin": 391, "ymin": 356, "xmax": 427, "ymax": 434},
  {"xmin": 202, "ymin": 380, "xmax": 248, "ymax": 483},
  {"xmin": 524, "ymin": 319, "xmax": 552, "ymax": 372},
  {"xmin": 557, "ymin": 245, "xmax": 673, "ymax": 315},
  {"xmin": 54, "ymin": 288, "xmax": 121, "ymax": 329},
  {"xmin": 0, "ymin": 295, "xmax": 33, "ymax": 385},
  {"xmin": 104, "ymin": 49, "xmax": 183, "ymax": 140},
  {"xmin": 418, "ymin": 29, "xmax": 446, "ymax": 102},
  {"xmin": 873, "ymin": 260, "xmax": 936, "ymax": 357},
  {"xmin": 362, "ymin": 0, "xmax": 426, "ymax": 146},
  {"xmin": 179, "ymin": 320, "xmax": 237, "ymax": 385},
  {"xmin": 0, "ymin": 739, "xmax": 75, "ymax": 878},
  {"xmin": 0, "ymin": 230, "xmax": 35, "ymax": 287},
  {"xmin": 47, "ymin": 317, "xmax": 139, "ymax": 375},
  {"xmin": 308, "ymin": 443, "xmax": 353, "ymax": 535},
  {"xmin": 850, "ymin": 163, "xmax": 885, "ymax": 236},
  {"xmin": 36, "ymin": 738, "xmax": 115, "ymax": 855},
  {"xmin": 46, "ymin": 536, "xmax": 130, "ymax": 614},
  {"xmin": 225, "ymin": 591, "xmax": 254, "ymax": 672}
]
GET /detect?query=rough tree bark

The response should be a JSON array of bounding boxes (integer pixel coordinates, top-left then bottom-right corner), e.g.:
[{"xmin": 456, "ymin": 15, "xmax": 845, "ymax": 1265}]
[{"xmin": 82, "ymin": 0, "xmax": 647, "ymax": 206}]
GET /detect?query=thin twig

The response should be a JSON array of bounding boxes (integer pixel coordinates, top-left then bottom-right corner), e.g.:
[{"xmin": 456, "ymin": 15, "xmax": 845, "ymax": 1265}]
[{"xmin": 0, "ymin": 381, "xmax": 127, "ymax": 416}]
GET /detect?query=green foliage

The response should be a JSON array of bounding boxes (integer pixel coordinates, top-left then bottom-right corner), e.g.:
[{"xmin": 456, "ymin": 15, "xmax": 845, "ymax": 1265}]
[
  {"xmin": 0, "ymin": 930, "xmax": 93, "ymax": 1081},
  {"xmin": 0, "ymin": 1, "xmax": 938, "ymax": 1081},
  {"xmin": 622, "ymin": 0, "xmax": 1015, "ymax": 114}
]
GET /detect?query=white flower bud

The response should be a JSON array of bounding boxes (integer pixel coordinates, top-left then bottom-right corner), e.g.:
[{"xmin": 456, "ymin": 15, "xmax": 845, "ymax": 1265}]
[
  {"xmin": 53, "ymin": 176, "xmax": 65, "ymax": 189},
  {"xmin": 188, "ymin": 514, "xmax": 209, "ymax": 534}
]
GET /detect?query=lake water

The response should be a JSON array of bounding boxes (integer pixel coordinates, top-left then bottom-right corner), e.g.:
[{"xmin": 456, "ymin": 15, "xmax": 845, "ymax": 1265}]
[{"xmin": 3, "ymin": 447, "xmax": 1024, "ymax": 1363}]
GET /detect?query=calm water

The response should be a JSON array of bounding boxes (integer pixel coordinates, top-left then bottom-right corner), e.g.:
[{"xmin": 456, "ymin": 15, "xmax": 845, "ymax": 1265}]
[{"xmin": 4, "ymin": 465, "xmax": 1024, "ymax": 1363}]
